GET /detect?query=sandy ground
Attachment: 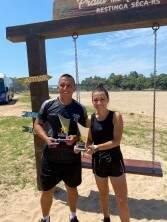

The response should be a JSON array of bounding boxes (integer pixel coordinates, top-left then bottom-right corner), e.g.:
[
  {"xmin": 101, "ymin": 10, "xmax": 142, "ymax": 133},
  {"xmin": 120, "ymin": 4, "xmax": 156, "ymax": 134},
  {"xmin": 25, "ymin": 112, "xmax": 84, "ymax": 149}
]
[
  {"xmin": 0, "ymin": 91, "xmax": 167, "ymax": 122},
  {"xmin": 79, "ymin": 91, "xmax": 167, "ymax": 123},
  {"xmin": 0, "ymin": 145, "xmax": 167, "ymax": 222},
  {"xmin": 0, "ymin": 91, "xmax": 167, "ymax": 222},
  {"xmin": 0, "ymin": 94, "xmax": 30, "ymax": 117}
]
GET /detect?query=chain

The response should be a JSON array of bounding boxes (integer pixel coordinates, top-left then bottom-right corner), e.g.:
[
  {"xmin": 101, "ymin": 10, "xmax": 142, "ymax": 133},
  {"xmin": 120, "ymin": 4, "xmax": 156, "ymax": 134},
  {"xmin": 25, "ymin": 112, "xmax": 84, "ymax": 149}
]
[
  {"xmin": 152, "ymin": 23, "xmax": 159, "ymax": 166},
  {"xmin": 72, "ymin": 33, "xmax": 80, "ymax": 102}
]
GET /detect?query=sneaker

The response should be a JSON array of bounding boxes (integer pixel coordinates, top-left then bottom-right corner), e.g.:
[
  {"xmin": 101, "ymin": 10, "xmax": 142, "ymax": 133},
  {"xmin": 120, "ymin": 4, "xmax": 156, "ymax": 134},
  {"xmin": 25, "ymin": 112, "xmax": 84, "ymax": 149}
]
[
  {"xmin": 39, "ymin": 216, "xmax": 50, "ymax": 222},
  {"xmin": 103, "ymin": 217, "xmax": 110, "ymax": 222},
  {"xmin": 70, "ymin": 216, "xmax": 79, "ymax": 222}
]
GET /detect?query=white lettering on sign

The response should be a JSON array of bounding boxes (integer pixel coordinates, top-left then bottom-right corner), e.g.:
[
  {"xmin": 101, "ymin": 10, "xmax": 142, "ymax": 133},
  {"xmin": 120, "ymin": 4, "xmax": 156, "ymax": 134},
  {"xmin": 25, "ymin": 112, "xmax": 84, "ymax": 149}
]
[
  {"xmin": 77, "ymin": 0, "xmax": 108, "ymax": 9},
  {"xmin": 96, "ymin": 0, "xmax": 160, "ymax": 12},
  {"xmin": 110, "ymin": 0, "xmax": 121, "ymax": 2},
  {"xmin": 130, "ymin": 0, "xmax": 160, "ymax": 7},
  {"xmin": 96, "ymin": 3, "xmax": 128, "ymax": 12},
  {"xmin": 76, "ymin": 0, "xmax": 161, "ymax": 12}
]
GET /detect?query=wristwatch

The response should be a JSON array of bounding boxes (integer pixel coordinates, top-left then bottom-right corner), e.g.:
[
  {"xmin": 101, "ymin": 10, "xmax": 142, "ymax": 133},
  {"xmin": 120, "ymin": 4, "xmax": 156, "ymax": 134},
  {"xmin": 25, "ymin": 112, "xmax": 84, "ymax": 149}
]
[{"xmin": 93, "ymin": 145, "xmax": 99, "ymax": 152}]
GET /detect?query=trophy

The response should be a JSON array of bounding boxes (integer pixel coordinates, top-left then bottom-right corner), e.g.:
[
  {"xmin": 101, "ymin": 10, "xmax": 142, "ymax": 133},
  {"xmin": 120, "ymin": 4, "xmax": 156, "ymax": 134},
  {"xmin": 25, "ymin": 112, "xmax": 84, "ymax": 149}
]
[
  {"xmin": 76, "ymin": 122, "xmax": 89, "ymax": 151},
  {"xmin": 57, "ymin": 114, "xmax": 70, "ymax": 142}
]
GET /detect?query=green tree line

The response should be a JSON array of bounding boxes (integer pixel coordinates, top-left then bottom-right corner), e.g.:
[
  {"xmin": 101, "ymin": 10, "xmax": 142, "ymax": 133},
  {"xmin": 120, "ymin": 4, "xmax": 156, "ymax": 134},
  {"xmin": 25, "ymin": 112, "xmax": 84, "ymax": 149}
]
[
  {"xmin": 13, "ymin": 71, "xmax": 167, "ymax": 92},
  {"xmin": 80, "ymin": 71, "xmax": 167, "ymax": 90}
]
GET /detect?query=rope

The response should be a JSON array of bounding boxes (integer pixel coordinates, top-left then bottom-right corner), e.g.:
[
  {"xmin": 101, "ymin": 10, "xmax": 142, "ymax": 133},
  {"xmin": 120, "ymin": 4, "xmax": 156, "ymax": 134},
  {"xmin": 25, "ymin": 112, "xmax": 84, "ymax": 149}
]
[
  {"xmin": 72, "ymin": 33, "xmax": 80, "ymax": 102},
  {"xmin": 152, "ymin": 23, "xmax": 159, "ymax": 167}
]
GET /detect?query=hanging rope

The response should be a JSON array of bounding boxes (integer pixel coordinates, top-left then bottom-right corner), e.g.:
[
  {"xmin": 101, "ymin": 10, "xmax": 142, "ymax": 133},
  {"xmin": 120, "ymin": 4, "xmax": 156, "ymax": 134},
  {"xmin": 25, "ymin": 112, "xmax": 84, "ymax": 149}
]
[
  {"xmin": 72, "ymin": 33, "xmax": 80, "ymax": 102},
  {"xmin": 152, "ymin": 23, "xmax": 159, "ymax": 167}
]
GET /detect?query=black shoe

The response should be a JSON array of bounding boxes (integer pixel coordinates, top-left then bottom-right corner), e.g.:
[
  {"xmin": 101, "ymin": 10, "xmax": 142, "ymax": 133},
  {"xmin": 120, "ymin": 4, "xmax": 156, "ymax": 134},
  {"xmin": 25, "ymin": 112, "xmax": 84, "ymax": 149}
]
[
  {"xmin": 70, "ymin": 216, "xmax": 79, "ymax": 222},
  {"xmin": 103, "ymin": 217, "xmax": 110, "ymax": 222}
]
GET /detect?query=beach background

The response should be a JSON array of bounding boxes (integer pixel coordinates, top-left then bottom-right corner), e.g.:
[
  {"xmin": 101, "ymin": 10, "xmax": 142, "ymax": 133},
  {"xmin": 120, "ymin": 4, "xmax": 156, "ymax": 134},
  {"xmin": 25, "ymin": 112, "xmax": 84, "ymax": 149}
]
[{"xmin": 0, "ymin": 91, "xmax": 167, "ymax": 222}]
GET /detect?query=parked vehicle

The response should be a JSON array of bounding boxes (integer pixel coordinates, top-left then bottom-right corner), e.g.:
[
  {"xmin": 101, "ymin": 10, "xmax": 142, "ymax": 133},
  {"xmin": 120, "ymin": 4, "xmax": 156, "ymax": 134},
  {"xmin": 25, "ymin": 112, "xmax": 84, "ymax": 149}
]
[{"xmin": 0, "ymin": 73, "xmax": 14, "ymax": 103}]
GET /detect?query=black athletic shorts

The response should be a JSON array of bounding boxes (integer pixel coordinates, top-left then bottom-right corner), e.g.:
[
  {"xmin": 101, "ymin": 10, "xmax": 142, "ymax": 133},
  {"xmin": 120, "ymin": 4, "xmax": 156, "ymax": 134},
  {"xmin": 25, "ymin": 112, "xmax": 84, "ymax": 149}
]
[
  {"xmin": 92, "ymin": 146, "xmax": 125, "ymax": 177},
  {"xmin": 40, "ymin": 149, "xmax": 82, "ymax": 191}
]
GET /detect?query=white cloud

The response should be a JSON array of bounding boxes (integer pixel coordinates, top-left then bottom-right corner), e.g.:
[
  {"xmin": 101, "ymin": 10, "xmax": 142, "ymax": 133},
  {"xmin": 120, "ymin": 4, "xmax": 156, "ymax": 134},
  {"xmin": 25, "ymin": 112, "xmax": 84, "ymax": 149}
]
[
  {"xmin": 88, "ymin": 27, "xmax": 167, "ymax": 50},
  {"xmin": 47, "ymin": 26, "xmax": 167, "ymax": 85}
]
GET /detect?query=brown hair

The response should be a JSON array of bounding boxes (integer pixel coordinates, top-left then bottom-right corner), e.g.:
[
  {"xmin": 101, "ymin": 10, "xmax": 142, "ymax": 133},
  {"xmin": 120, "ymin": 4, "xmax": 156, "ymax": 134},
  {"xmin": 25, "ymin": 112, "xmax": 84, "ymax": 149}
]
[{"xmin": 92, "ymin": 84, "xmax": 109, "ymax": 99}]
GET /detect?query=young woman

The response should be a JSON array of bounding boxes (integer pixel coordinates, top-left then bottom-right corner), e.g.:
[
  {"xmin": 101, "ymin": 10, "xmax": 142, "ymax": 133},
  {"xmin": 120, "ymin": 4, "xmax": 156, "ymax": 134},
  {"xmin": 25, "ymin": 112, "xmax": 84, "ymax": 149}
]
[{"xmin": 86, "ymin": 85, "xmax": 130, "ymax": 222}]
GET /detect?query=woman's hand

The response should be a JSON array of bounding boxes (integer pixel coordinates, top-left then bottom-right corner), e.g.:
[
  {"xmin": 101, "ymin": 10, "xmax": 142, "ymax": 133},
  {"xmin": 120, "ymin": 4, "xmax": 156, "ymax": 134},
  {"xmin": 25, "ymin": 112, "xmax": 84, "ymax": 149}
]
[
  {"xmin": 86, "ymin": 145, "xmax": 94, "ymax": 155},
  {"xmin": 66, "ymin": 135, "xmax": 78, "ymax": 146}
]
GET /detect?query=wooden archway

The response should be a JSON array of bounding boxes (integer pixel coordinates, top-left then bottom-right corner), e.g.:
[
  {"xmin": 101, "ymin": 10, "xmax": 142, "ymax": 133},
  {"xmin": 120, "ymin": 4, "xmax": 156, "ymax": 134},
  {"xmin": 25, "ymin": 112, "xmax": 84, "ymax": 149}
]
[{"xmin": 6, "ymin": 1, "xmax": 167, "ymax": 189}]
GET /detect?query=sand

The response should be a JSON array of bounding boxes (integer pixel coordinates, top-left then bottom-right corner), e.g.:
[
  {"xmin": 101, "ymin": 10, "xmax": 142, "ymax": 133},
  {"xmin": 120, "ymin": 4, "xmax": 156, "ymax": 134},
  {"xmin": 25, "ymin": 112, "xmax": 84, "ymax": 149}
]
[{"xmin": 0, "ymin": 145, "xmax": 167, "ymax": 222}]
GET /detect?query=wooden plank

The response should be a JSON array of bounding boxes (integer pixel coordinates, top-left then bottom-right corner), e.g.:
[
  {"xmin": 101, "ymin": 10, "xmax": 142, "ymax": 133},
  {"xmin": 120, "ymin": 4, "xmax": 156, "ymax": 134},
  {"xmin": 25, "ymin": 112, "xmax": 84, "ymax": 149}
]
[
  {"xmin": 26, "ymin": 35, "xmax": 49, "ymax": 190},
  {"xmin": 17, "ymin": 75, "xmax": 52, "ymax": 83},
  {"xmin": 6, "ymin": 4, "xmax": 167, "ymax": 43},
  {"xmin": 53, "ymin": 0, "xmax": 167, "ymax": 20},
  {"xmin": 124, "ymin": 159, "xmax": 163, "ymax": 176},
  {"xmin": 81, "ymin": 154, "xmax": 163, "ymax": 177}
]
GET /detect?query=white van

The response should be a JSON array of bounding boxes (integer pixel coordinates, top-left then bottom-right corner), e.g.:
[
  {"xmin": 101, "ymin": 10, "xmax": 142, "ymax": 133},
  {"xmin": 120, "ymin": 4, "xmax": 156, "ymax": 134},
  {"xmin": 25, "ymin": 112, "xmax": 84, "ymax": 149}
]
[{"xmin": 0, "ymin": 73, "xmax": 14, "ymax": 103}]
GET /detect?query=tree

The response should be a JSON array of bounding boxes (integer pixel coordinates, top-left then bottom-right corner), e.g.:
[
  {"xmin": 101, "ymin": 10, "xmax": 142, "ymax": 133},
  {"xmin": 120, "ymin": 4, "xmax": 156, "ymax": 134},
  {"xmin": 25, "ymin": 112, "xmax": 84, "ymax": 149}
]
[
  {"xmin": 157, "ymin": 74, "xmax": 167, "ymax": 89},
  {"xmin": 135, "ymin": 74, "xmax": 146, "ymax": 90},
  {"xmin": 107, "ymin": 73, "xmax": 123, "ymax": 89},
  {"xmin": 13, "ymin": 77, "xmax": 29, "ymax": 92}
]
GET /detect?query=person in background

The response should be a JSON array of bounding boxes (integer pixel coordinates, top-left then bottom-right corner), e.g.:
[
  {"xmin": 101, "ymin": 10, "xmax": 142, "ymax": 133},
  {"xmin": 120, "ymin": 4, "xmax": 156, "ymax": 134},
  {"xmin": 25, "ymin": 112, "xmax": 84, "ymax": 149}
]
[
  {"xmin": 86, "ymin": 84, "xmax": 130, "ymax": 222},
  {"xmin": 34, "ymin": 74, "xmax": 87, "ymax": 222}
]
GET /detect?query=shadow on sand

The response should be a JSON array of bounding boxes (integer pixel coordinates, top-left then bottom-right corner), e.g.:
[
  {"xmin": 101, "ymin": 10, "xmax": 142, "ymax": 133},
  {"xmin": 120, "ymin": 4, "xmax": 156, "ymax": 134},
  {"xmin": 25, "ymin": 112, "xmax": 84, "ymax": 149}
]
[{"xmin": 54, "ymin": 187, "xmax": 167, "ymax": 220}]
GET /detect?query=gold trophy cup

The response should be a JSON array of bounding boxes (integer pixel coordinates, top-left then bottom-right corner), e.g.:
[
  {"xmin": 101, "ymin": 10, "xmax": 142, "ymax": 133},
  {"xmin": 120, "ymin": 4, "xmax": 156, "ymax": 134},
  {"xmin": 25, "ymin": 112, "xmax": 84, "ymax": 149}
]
[
  {"xmin": 76, "ymin": 122, "xmax": 89, "ymax": 151},
  {"xmin": 57, "ymin": 114, "xmax": 70, "ymax": 142}
]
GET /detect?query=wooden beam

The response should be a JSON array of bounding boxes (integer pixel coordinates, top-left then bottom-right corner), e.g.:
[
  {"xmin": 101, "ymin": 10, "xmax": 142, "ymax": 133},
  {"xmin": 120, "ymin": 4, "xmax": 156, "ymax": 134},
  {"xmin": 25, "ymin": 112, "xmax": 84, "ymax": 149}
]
[
  {"xmin": 6, "ymin": 4, "xmax": 167, "ymax": 43},
  {"xmin": 26, "ymin": 35, "xmax": 49, "ymax": 190}
]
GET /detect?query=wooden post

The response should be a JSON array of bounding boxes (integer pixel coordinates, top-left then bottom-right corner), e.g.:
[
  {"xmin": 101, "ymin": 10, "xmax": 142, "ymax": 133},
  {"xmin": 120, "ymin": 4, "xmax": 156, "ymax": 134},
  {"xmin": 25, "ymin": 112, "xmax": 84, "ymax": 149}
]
[{"xmin": 26, "ymin": 35, "xmax": 49, "ymax": 190}]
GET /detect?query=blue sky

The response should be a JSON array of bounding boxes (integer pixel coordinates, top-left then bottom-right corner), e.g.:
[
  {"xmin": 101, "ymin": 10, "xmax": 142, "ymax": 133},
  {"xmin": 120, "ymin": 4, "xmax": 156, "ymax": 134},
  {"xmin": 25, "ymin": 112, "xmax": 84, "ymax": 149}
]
[{"xmin": 0, "ymin": 0, "xmax": 167, "ymax": 85}]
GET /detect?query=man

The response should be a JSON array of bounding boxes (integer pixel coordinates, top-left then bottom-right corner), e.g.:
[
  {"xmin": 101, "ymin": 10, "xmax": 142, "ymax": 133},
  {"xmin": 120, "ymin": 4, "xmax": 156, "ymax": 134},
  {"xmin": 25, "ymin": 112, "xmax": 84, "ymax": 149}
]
[{"xmin": 34, "ymin": 74, "xmax": 87, "ymax": 222}]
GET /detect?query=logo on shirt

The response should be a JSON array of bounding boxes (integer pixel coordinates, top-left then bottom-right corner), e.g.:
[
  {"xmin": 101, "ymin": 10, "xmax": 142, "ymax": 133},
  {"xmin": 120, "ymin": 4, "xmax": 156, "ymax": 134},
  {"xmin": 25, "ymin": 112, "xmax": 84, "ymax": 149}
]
[{"xmin": 73, "ymin": 114, "xmax": 80, "ymax": 122}]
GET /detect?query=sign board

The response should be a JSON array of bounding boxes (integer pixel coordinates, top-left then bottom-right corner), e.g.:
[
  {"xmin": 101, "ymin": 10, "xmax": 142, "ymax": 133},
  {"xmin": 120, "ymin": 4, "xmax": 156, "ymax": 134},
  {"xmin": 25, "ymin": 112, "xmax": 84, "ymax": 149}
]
[
  {"xmin": 53, "ymin": 0, "xmax": 167, "ymax": 20},
  {"xmin": 18, "ymin": 75, "xmax": 52, "ymax": 84}
]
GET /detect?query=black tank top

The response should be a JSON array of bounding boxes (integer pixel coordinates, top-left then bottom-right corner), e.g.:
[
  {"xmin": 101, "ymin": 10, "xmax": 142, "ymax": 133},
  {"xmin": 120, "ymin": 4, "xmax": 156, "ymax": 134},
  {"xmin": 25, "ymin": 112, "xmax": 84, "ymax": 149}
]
[{"xmin": 91, "ymin": 110, "xmax": 115, "ymax": 145}]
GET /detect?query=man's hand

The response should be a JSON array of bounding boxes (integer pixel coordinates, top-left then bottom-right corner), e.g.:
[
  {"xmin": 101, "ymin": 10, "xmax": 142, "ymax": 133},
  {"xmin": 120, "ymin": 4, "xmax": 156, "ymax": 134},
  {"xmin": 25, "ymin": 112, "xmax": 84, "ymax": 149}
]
[
  {"xmin": 45, "ymin": 137, "xmax": 59, "ymax": 148},
  {"xmin": 74, "ymin": 145, "xmax": 81, "ymax": 154}
]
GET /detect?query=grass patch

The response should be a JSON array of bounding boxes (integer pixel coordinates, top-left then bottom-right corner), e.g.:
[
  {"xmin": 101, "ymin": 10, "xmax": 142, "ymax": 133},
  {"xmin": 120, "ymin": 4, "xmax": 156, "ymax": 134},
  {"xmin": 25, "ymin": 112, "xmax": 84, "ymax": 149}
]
[
  {"xmin": 122, "ymin": 113, "xmax": 167, "ymax": 160},
  {"xmin": 18, "ymin": 92, "xmax": 31, "ymax": 104},
  {"xmin": 0, "ymin": 117, "xmax": 35, "ymax": 191}
]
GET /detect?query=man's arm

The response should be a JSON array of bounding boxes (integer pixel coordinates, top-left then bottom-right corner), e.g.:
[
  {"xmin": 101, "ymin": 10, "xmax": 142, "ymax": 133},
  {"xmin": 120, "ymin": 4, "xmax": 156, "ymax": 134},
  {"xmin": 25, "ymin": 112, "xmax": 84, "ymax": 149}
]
[{"xmin": 34, "ymin": 118, "xmax": 58, "ymax": 147}]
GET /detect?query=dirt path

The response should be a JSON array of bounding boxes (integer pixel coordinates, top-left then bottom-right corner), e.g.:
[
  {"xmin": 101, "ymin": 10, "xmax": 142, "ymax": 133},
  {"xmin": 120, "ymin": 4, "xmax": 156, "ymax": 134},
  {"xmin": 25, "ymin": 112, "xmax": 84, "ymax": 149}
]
[{"xmin": 0, "ymin": 94, "xmax": 31, "ymax": 117}]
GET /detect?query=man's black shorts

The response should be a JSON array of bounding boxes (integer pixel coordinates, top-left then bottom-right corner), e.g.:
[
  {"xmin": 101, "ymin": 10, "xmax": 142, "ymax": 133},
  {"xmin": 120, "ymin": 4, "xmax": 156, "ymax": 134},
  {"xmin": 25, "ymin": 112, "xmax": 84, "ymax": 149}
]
[
  {"xmin": 40, "ymin": 149, "xmax": 82, "ymax": 191},
  {"xmin": 92, "ymin": 147, "xmax": 125, "ymax": 177}
]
